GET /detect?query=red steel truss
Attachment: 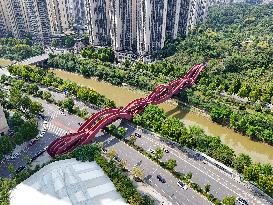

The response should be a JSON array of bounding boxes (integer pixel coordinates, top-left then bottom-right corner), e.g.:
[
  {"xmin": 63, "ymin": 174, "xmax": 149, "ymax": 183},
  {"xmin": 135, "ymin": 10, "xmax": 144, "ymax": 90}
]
[{"xmin": 47, "ymin": 63, "xmax": 206, "ymax": 157}]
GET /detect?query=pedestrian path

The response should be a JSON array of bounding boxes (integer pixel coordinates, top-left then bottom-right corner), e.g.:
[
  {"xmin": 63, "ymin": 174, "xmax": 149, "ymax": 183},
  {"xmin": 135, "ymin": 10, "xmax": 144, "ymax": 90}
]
[{"xmin": 47, "ymin": 123, "xmax": 67, "ymax": 137}]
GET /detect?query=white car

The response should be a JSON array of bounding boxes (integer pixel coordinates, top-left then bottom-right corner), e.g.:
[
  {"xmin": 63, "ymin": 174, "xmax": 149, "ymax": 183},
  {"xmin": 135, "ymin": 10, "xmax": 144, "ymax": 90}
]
[
  {"xmin": 148, "ymin": 148, "xmax": 155, "ymax": 154},
  {"xmin": 43, "ymin": 120, "xmax": 48, "ymax": 124},
  {"xmin": 10, "ymin": 153, "xmax": 19, "ymax": 159},
  {"xmin": 177, "ymin": 181, "xmax": 188, "ymax": 190},
  {"xmin": 39, "ymin": 131, "xmax": 46, "ymax": 137}
]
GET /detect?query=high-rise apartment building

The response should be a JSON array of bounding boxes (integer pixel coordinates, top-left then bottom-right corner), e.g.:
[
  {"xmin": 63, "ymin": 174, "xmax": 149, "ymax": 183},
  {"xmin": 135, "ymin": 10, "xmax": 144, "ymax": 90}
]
[
  {"xmin": 86, "ymin": 0, "xmax": 110, "ymax": 46},
  {"xmin": 0, "ymin": 0, "xmax": 27, "ymax": 38},
  {"xmin": 86, "ymin": 0, "xmax": 190, "ymax": 55},
  {"xmin": 72, "ymin": 0, "xmax": 86, "ymax": 27},
  {"xmin": 85, "ymin": 0, "xmax": 206, "ymax": 55},
  {"xmin": 0, "ymin": 0, "xmax": 52, "ymax": 44},
  {"xmin": 46, "ymin": 0, "xmax": 72, "ymax": 34}
]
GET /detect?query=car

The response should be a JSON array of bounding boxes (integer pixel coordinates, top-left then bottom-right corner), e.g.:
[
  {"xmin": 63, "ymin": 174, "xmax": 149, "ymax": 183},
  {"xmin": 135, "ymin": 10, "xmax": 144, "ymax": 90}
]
[
  {"xmin": 163, "ymin": 148, "xmax": 169, "ymax": 153},
  {"xmin": 10, "ymin": 154, "xmax": 19, "ymax": 160},
  {"xmin": 157, "ymin": 175, "xmax": 166, "ymax": 183},
  {"xmin": 78, "ymin": 122, "xmax": 83, "ymax": 126},
  {"xmin": 39, "ymin": 131, "xmax": 46, "ymax": 137},
  {"xmin": 43, "ymin": 120, "xmax": 48, "ymax": 124},
  {"xmin": 38, "ymin": 113, "xmax": 45, "ymax": 120},
  {"xmin": 236, "ymin": 197, "xmax": 248, "ymax": 205},
  {"xmin": 134, "ymin": 133, "xmax": 141, "ymax": 138},
  {"xmin": 177, "ymin": 181, "xmax": 188, "ymax": 190},
  {"xmin": 148, "ymin": 148, "xmax": 155, "ymax": 154},
  {"xmin": 43, "ymin": 146, "xmax": 48, "ymax": 151},
  {"xmin": 61, "ymin": 111, "xmax": 66, "ymax": 116},
  {"xmin": 15, "ymin": 166, "xmax": 26, "ymax": 174},
  {"xmin": 114, "ymin": 156, "xmax": 121, "ymax": 162},
  {"xmin": 31, "ymin": 150, "xmax": 46, "ymax": 162}
]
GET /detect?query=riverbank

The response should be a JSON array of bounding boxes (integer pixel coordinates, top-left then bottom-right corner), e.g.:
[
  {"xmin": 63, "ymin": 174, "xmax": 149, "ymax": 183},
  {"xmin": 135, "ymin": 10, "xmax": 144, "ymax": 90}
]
[
  {"xmin": 51, "ymin": 69, "xmax": 273, "ymax": 166},
  {"xmin": 0, "ymin": 58, "xmax": 12, "ymax": 67}
]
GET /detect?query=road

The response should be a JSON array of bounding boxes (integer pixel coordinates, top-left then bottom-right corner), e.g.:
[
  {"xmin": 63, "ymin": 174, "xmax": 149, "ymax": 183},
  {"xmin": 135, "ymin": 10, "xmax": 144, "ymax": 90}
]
[
  {"xmin": 121, "ymin": 122, "xmax": 271, "ymax": 205},
  {"xmin": 100, "ymin": 135, "xmax": 211, "ymax": 205}
]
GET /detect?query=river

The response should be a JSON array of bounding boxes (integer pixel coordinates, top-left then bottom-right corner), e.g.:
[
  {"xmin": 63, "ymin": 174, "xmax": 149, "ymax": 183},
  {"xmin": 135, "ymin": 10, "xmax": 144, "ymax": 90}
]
[{"xmin": 52, "ymin": 69, "xmax": 273, "ymax": 165}]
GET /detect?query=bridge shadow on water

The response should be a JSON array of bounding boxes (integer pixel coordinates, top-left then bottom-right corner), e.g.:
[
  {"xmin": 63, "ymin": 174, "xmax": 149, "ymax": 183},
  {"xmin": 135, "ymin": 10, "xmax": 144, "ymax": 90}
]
[{"xmin": 165, "ymin": 103, "xmax": 190, "ymax": 120}]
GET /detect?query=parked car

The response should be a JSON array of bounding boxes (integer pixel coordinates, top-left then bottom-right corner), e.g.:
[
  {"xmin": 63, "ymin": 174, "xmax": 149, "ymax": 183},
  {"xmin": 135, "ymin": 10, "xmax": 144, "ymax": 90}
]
[
  {"xmin": 163, "ymin": 148, "xmax": 169, "ymax": 153},
  {"xmin": 30, "ymin": 150, "xmax": 45, "ymax": 162},
  {"xmin": 177, "ymin": 180, "xmax": 188, "ymax": 190},
  {"xmin": 236, "ymin": 197, "xmax": 248, "ymax": 205},
  {"xmin": 148, "ymin": 148, "xmax": 155, "ymax": 154},
  {"xmin": 78, "ymin": 122, "xmax": 83, "ymax": 126},
  {"xmin": 102, "ymin": 148, "xmax": 107, "ymax": 153},
  {"xmin": 15, "ymin": 166, "xmax": 26, "ymax": 174},
  {"xmin": 157, "ymin": 175, "xmax": 166, "ymax": 183},
  {"xmin": 134, "ymin": 133, "xmax": 141, "ymax": 138},
  {"xmin": 39, "ymin": 131, "xmax": 46, "ymax": 138},
  {"xmin": 114, "ymin": 156, "xmax": 121, "ymax": 162},
  {"xmin": 10, "ymin": 153, "xmax": 19, "ymax": 160}
]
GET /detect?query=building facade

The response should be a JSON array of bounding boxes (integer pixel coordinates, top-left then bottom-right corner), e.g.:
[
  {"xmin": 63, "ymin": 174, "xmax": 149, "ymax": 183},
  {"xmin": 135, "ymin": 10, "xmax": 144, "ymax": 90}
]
[
  {"xmin": 46, "ymin": 0, "xmax": 72, "ymax": 34},
  {"xmin": 86, "ymin": 0, "xmax": 110, "ymax": 46},
  {"xmin": 85, "ymin": 0, "xmax": 203, "ymax": 55},
  {"xmin": 0, "ymin": 0, "xmax": 52, "ymax": 44},
  {"xmin": 0, "ymin": 105, "xmax": 8, "ymax": 136}
]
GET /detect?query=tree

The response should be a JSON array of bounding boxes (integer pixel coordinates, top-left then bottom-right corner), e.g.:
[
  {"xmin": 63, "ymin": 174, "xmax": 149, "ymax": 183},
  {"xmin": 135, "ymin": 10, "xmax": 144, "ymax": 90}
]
[
  {"xmin": 120, "ymin": 159, "xmax": 127, "ymax": 170},
  {"xmin": 29, "ymin": 101, "xmax": 43, "ymax": 116},
  {"xmin": 154, "ymin": 147, "xmax": 164, "ymax": 161},
  {"xmin": 232, "ymin": 153, "xmax": 252, "ymax": 173},
  {"xmin": 205, "ymin": 184, "xmax": 211, "ymax": 193},
  {"xmin": 107, "ymin": 148, "xmax": 117, "ymax": 160},
  {"xmin": 129, "ymin": 135, "xmax": 137, "ymax": 145},
  {"xmin": 71, "ymin": 144, "xmax": 100, "ymax": 161},
  {"xmin": 185, "ymin": 172, "xmax": 192, "ymax": 180},
  {"xmin": 7, "ymin": 164, "xmax": 15, "ymax": 175},
  {"xmin": 117, "ymin": 127, "xmax": 126, "ymax": 138},
  {"xmin": 243, "ymin": 164, "xmax": 261, "ymax": 182},
  {"xmin": 131, "ymin": 165, "xmax": 144, "ymax": 181},
  {"xmin": 62, "ymin": 97, "xmax": 74, "ymax": 113},
  {"xmin": 222, "ymin": 196, "xmax": 236, "ymax": 205},
  {"xmin": 165, "ymin": 159, "xmax": 177, "ymax": 170}
]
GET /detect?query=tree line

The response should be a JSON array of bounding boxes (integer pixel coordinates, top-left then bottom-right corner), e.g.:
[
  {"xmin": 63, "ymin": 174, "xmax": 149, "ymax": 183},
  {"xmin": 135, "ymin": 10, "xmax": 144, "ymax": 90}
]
[
  {"xmin": 7, "ymin": 65, "xmax": 116, "ymax": 108},
  {"xmin": 0, "ymin": 38, "xmax": 44, "ymax": 61}
]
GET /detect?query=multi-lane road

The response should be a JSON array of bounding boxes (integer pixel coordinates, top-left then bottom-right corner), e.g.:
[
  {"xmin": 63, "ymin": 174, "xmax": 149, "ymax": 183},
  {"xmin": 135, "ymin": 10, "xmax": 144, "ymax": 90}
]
[{"xmin": 0, "ymin": 71, "xmax": 271, "ymax": 204}]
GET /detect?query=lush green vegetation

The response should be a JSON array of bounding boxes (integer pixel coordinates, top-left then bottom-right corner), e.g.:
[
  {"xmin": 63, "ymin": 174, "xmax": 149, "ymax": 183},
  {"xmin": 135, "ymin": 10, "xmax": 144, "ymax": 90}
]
[
  {"xmin": 0, "ymin": 38, "xmax": 43, "ymax": 61},
  {"xmin": 81, "ymin": 45, "xmax": 115, "ymax": 63},
  {"xmin": 133, "ymin": 105, "xmax": 273, "ymax": 197},
  {"xmin": 0, "ymin": 76, "xmax": 42, "ymax": 160},
  {"xmin": 163, "ymin": 4, "xmax": 273, "ymax": 145},
  {"xmin": 7, "ymin": 65, "xmax": 116, "ymax": 108},
  {"xmin": 47, "ymin": 4, "xmax": 273, "ymax": 145},
  {"xmin": 47, "ymin": 52, "xmax": 184, "ymax": 90}
]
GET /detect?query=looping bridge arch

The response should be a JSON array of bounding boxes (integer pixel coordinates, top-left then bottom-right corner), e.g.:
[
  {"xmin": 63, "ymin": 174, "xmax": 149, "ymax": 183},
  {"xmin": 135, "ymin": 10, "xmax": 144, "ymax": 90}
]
[{"xmin": 47, "ymin": 63, "xmax": 206, "ymax": 157}]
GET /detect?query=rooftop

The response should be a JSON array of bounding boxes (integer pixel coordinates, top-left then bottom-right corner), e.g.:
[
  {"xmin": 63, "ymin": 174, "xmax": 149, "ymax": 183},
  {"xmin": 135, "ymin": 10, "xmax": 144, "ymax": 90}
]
[{"xmin": 10, "ymin": 159, "xmax": 127, "ymax": 205}]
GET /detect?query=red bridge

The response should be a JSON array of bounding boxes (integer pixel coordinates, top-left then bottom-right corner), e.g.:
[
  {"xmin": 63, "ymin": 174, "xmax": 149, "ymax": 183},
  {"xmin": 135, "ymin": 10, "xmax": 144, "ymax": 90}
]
[{"xmin": 47, "ymin": 63, "xmax": 206, "ymax": 157}]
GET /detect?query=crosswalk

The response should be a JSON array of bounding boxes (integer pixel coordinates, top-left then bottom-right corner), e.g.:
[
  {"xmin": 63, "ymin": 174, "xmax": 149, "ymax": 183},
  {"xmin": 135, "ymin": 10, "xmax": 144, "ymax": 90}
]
[{"xmin": 47, "ymin": 122, "xmax": 68, "ymax": 137}]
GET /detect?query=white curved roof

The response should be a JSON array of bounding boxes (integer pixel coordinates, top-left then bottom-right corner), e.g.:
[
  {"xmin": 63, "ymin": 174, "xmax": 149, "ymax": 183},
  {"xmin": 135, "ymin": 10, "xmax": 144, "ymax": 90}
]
[{"xmin": 10, "ymin": 159, "xmax": 127, "ymax": 205}]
